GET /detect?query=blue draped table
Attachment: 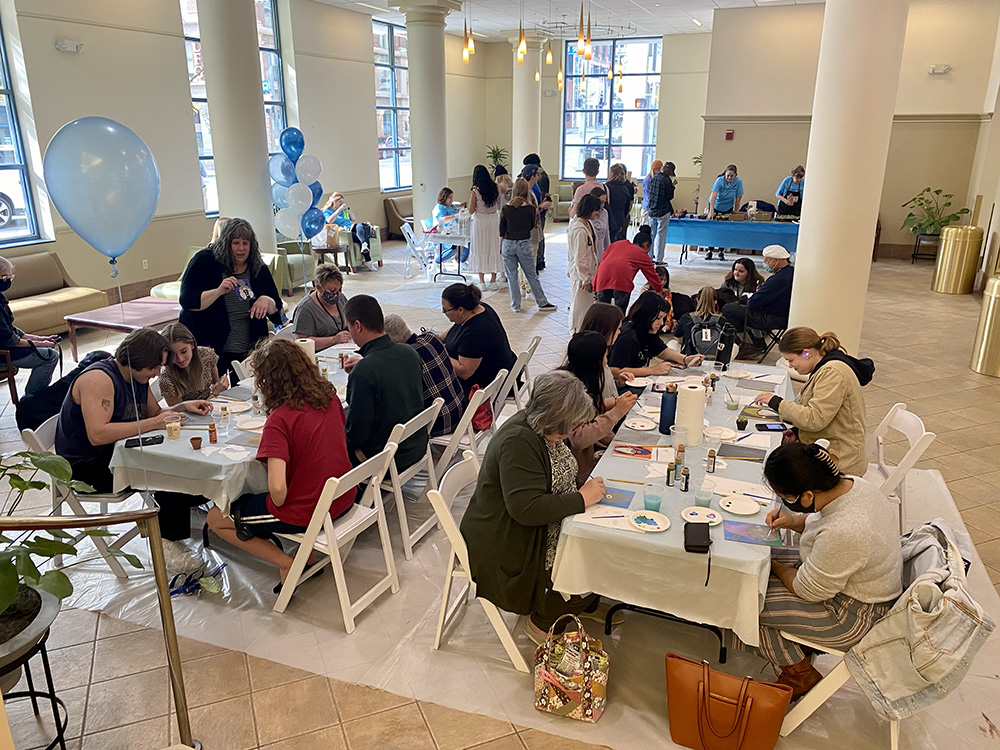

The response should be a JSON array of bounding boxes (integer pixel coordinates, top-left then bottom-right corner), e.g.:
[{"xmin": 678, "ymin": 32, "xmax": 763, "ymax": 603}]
[{"xmin": 665, "ymin": 218, "xmax": 800, "ymax": 256}]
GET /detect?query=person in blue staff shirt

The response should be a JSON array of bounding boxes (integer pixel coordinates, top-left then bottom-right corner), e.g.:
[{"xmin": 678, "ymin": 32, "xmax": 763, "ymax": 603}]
[
  {"xmin": 775, "ymin": 165, "xmax": 805, "ymax": 217},
  {"xmin": 706, "ymin": 164, "xmax": 745, "ymax": 261}
]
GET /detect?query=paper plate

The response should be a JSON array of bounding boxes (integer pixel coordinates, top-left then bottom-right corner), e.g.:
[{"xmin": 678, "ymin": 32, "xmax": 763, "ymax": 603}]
[
  {"xmin": 624, "ymin": 417, "xmax": 656, "ymax": 431},
  {"xmin": 723, "ymin": 369, "xmax": 752, "ymax": 380},
  {"xmin": 628, "ymin": 377, "xmax": 652, "ymax": 387},
  {"xmin": 683, "ymin": 375, "xmax": 704, "ymax": 384},
  {"xmin": 705, "ymin": 426, "xmax": 737, "ymax": 442},
  {"xmin": 218, "ymin": 401, "xmax": 251, "ymax": 414},
  {"xmin": 720, "ymin": 495, "xmax": 761, "ymax": 516},
  {"xmin": 682, "ymin": 507, "xmax": 722, "ymax": 526},
  {"xmin": 236, "ymin": 416, "xmax": 266, "ymax": 431},
  {"xmin": 629, "ymin": 510, "xmax": 670, "ymax": 533}
]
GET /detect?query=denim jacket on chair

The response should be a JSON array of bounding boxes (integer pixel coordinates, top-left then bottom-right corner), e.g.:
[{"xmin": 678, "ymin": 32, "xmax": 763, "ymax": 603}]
[{"xmin": 845, "ymin": 519, "xmax": 996, "ymax": 721}]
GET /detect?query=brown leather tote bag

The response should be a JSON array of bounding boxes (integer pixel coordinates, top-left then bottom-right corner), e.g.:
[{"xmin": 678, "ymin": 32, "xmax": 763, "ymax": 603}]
[{"xmin": 665, "ymin": 653, "xmax": 793, "ymax": 750}]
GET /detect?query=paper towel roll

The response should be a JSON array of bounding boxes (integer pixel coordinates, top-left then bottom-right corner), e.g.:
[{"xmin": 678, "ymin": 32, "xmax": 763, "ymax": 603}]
[
  {"xmin": 676, "ymin": 383, "xmax": 705, "ymax": 447},
  {"xmin": 295, "ymin": 337, "xmax": 317, "ymax": 363}
]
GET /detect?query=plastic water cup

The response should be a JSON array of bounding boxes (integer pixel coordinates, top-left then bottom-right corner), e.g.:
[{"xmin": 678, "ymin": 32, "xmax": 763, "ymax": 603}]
[
  {"xmin": 670, "ymin": 425, "xmax": 688, "ymax": 452},
  {"xmin": 695, "ymin": 479, "xmax": 715, "ymax": 508},
  {"xmin": 725, "ymin": 387, "xmax": 741, "ymax": 410},
  {"xmin": 164, "ymin": 413, "xmax": 182, "ymax": 439},
  {"xmin": 643, "ymin": 485, "xmax": 662, "ymax": 513}
]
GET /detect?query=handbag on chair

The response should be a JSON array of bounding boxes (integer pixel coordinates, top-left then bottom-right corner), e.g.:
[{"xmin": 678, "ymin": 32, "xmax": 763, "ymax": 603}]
[
  {"xmin": 665, "ymin": 653, "xmax": 792, "ymax": 750},
  {"xmin": 468, "ymin": 384, "xmax": 493, "ymax": 431},
  {"xmin": 534, "ymin": 615, "xmax": 609, "ymax": 723}
]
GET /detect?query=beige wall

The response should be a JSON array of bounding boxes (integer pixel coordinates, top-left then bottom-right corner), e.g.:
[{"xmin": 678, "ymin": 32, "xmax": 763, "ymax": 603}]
[
  {"xmin": 657, "ymin": 34, "xmax": 710, "ymax": 181},
  {"xmin": 702, "ymin": 0, "xmax": 999, "ymax": 245}
]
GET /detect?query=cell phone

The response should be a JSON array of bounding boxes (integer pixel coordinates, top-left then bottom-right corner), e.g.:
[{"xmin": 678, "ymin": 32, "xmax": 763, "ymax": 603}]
[
  {"xmin": 124, "ymin": 435, "xmax": 164, "ymax": 448},
  {"xmin": 684, "ymin": 522, "xmax": 711, "ymax": 553},
  {"xmin": 756, "ymin": 423, "xmax": 786, "ymax": 432}
]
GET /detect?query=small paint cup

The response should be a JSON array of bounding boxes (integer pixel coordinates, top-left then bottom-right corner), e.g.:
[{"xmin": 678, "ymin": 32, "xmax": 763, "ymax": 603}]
[
  {"xmin": 643, "ymin": 484, "xmax": 662, "ymax": 513},
  {"xmin": 190, "ymin": 436, "xmax": 202, "ymax": 450}
]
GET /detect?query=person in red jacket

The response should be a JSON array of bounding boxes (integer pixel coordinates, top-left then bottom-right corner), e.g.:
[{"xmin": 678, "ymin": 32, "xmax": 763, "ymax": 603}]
[{"xmin": 592, "ymin": 225, "xmax": 663, "ymax": 313}]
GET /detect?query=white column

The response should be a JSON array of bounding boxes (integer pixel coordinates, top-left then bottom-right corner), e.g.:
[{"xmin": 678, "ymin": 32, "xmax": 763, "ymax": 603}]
[
  {"xmin": 196, "ymin": 0, "xmax": 276, "ymax": 254},
  {"xmin": 394, "ymin": 1, "xmax": 459, "ymax": 224},
  {"xmin": 508, "ymin": 34, "xmax": 545, "ymax": 165},
  {"xmin": 788, "ymin": 0, "xmax": 910, "ymax": 352}
]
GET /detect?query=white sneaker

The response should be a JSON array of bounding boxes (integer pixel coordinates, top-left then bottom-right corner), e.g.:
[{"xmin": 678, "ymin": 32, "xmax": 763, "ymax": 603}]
[
  {"xmin": 367, "ymin": 261, "xmax": 378, "ymax": 272},
  {"xmin": 161, "ymin": 539, "xmax": 205, "ymax": 575}
]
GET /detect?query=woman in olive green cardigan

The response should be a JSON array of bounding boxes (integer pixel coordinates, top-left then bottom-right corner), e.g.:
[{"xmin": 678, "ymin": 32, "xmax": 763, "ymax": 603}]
[{"xmin": 460, "ymin": 371, "xmax": 608, "ymax": 638}]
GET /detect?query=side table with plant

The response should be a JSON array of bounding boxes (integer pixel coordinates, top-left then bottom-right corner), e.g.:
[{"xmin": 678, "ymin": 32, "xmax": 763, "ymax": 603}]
[{"xmin": 901, "ymin": 187, "xmax": 970, "ymax": 260}]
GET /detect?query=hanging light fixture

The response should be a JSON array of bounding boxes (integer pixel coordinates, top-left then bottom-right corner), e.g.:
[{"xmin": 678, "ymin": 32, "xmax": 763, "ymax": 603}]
[
  {"xmin": 463, "ymin": 19, "xmax": 470, "ymax": 63},
  {"xmin": 463, "ymin": 45, "xmax": 469, "ymax": 63},
  {"xmin": 535, "ymin": 67, "xmax": 540, "ymax": 82},
  {"xmin": 584, "ymin": 9, "xmax": 592, "ymax": 61},
  {"xmin": 545, "ymin": 41, "xmax": 553, "ymax": 65},
  {"xmin": 467, "ymin": 0, "xmax": 475, "ymax": 54},
  {"xmin": 517, "ymin": 50, "xmax": 524, "ymax": 65},
  {"xmin": 557, "ymin": 65, "xmax": 563, "ymax": 90},
  {"xmin": 577, "ymin": 3, "xmax": 584, "ymax": 55}
]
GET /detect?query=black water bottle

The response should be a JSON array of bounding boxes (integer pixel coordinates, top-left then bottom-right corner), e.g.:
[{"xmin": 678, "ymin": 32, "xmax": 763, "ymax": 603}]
[{"xmin": 716, "ymin": 324, "xmax": 736, "ymax": 369}]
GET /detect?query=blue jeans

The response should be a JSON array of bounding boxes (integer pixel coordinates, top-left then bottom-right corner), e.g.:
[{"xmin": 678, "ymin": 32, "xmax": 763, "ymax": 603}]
[
  {"xmin": 14, "ymin": 345, "xmax": 59, "ymax": 394},
  {"xmin": 501, "ymin": 239, "xmax": 550, "ymax": 310},
  {"xmin": 649, "ymin": 214, "xmax": 670, "ymax": 263}
]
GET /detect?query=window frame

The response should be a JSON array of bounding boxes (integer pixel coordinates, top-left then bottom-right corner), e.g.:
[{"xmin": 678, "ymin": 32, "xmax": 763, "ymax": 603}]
[
  {"xmin": 0, "ymin": 14, "xmax": 39, "ymax": 246},
  {"xmin": 183, "ymin": 0, "xmax": 288, "ymax": 217},
  {"xmin": 373, "ymin": 21, "xmax": 410, "ymax": 192},
  {"xmin": 560, "ymin": 37, "xmax": 661, "ymax": 182}
]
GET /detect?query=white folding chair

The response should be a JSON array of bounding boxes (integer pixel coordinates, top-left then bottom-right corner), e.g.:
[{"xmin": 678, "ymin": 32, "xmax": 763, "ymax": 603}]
[
  {"xmin": 428, "ymin": 450, "xmax": 529, "ymax": 673},
  {"xmin": 493, "ymin": 352, "xmax": 530, "ymax": 427},
  {"xmin": 149, "ymin": 376, "xmax": 164, "ymax": 405},
  {"xmin": 21, "ymin": 416, "xmax": 145, "ymax": 578},
  {"xmin": 401, "ymin": 223, "xmax": 431, "ymax": 279},
  {"xmin": 864, "ymin": 403, "xmax": 936, "ymax": 535},
  {"xmin": 778, "ymin": 632, "xmax": 899, "ymax": 749},
  {"xmin": 273, "ymin": 324, "xmax": 297, "ymax": 340},
  {"xmin": 232, "ymin": 357, "xmax": 253, "ymax": 382},
  {"xmin": 516, "ymin": 335, "xmax": 542, "ymax": 406},
  {"xmin": 430, "ymin": 387, "xmax": 487, "ymax": 475},
  {"xmin": 273, "ymin": 444, "xmax": 400, "ymax": 632},
  {"xmin": 379, "ymin": 398, "xmax": 444, "ymax": 559}
]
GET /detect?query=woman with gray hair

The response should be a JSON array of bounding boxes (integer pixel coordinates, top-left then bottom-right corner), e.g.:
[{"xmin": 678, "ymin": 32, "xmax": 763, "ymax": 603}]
[
  {"xmin": 460, "ymin": 370, "xmax": 609, "ymax": 643},
  {"xmin": 292, "ymin": 264, "xmax": 351, "ymax": 351},
  {"xmin": 179, "ymin": 217, "xmax": 282, "ymax": 380}
]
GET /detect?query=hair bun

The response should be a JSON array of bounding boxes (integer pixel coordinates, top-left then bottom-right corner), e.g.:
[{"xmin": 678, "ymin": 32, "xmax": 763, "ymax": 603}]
[{"xmin": 639, "ymin": 224, "xmax": 652, "ymax": 233}]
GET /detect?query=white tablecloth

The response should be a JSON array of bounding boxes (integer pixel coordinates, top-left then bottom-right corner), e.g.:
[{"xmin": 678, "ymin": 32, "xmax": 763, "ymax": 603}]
[
  {"xmin": 110, "ymin": 363, "xmax": 351, "ymax": 515},
  {"xmin": 550, "ymin": 364, "xmax": 792, "ymax": 647}
]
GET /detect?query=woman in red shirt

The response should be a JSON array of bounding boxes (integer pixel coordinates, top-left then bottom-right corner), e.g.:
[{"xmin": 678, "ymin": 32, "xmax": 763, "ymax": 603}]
[
  {"xmin": 206, "ymin": 338, "xmax": 355, "ymax": 588},
  {"xmin": 592, "ymin": 225, "xmax": 663, "ymax": 313}
]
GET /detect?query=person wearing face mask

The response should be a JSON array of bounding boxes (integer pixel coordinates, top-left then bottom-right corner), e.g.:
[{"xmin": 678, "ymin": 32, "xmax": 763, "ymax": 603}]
[
  {"xmin": 753, "ymin": 327, "xmax": 874, "ymax": 476},
  {"xmin": 0, "ymin": 256, "xmax": 60, "ymax": 394},
  {"xmin": 722, "ymin": 441, "xmax": 901, "ymax": 699},
  {"xmin": 292, "ymin": 264, "xmax": 351, "ymax": 351},
  {"xmin": 721, "ymin": 244, "xmax": 794, "ymax": 356}
]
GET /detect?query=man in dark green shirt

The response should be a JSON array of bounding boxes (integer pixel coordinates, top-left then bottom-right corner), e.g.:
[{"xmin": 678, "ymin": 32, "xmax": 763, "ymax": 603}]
[{"xmin": 343, "ymin": 295, "xmax": 427, "ymax": 469}]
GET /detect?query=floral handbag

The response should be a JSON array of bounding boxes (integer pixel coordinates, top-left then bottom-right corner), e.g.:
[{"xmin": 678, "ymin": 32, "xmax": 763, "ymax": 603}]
[{"xmin": 533, "ymin": 614, "xmax": 610, "ymax": 723}]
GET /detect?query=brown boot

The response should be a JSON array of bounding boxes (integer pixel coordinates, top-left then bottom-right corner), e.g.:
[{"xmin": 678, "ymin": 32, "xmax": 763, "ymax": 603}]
[{"xmin": 776, "ymin": 657, "xmax": 823, "ymax": 700}]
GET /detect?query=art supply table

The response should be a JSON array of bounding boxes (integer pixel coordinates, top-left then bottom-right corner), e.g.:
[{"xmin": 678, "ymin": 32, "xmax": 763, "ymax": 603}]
[
  {"xmin": 109, "ymin": 362, "xmax": 351, "ymax": 515},
  {"xmin": 421, "ymin": 231, "xmax": 469, "ymax": 282},
  {"xmin": 550, "ymin": 364, "xmax": 792, "ymax": 648},
  {"xmin": 665, "ymin": 218, "xmax": 800, "ymax": 263}
]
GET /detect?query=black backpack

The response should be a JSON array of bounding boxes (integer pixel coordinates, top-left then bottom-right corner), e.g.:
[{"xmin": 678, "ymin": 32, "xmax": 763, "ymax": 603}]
[{"xmin": 688, "ymin": 314, "xmax": 726, "ymax": 357}]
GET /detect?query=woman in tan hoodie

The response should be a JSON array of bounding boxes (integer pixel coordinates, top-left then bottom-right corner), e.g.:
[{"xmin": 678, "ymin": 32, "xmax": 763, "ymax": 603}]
[{"xmin": 753, "ymin": 327, "xmax": 875, "ymax": 475}]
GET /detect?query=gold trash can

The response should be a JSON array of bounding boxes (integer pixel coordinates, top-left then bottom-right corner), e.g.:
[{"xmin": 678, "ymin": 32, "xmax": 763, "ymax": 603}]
[
  {"xmin": 932, "ymin": 225, "xmax": 983, "ymax": 294},
  {"xmin": 972, "ymin": 275, "xmax": 1000, "ymax": 377}
]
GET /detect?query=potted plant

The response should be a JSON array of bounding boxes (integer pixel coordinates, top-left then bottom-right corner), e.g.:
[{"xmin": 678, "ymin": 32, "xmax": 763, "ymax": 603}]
[
  {"xmin": 485, "ymin": 145, "xmax": 509, "ymax": 174},
  {"xmin": 901, "ymin": 188, "xmax": 969, "ymax": 237},
  {"xmin": 0, "ymin": 451, "xmax": 140, "ymax": 693}
]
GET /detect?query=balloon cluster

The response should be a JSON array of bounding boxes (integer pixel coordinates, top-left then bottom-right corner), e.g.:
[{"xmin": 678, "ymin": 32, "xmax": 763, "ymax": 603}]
[
  {"xmin": 269, "ymin": 128, "xmax": 325, "ymax": 240},
  {"xmin": 43, "ymin": 117, "xmax": 161, "ymax": 271}
]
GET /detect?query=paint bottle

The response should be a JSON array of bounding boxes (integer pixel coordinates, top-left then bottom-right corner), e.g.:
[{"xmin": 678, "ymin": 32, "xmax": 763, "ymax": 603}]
[
  {"xmin": 208, "ymin": 421, "xmax": 218, "ymax": 444},
  {"xmin": 666, "ymin": 462, "xmax": 675, "ymax": 487},
  {"xmin": 680, "ymin": 467, "xmax": 691, "ymax": 492},
  {"xmin": 706, "ymin": 387, "xmax": 714, "ymax": 406},
  {"xmin": 707, "ymin": 450, "xmax": 717, "ymax": 474},
  {"xmin": 659, "ymin": 383, "xmax": 678, "ymax": 434},
  {"xmin": 218, "ymin": 405, "xmax": 230, "ymax": 438},
  {"xmin": 676, "ymin": 443, "xmax": 686, "ymax": 467}
]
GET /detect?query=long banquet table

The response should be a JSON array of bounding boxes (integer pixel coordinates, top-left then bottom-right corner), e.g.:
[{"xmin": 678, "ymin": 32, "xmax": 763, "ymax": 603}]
[
  {"xmin": 550, "ymin": 363, "xmax": 792, "ymax": 647},
  {"xmin": 109, "ymin": 346, "xmax": 352, "ymax": 515},
  {"xmin": 665, "ymin": 217, "xmax": 800, "ymax": 255}
]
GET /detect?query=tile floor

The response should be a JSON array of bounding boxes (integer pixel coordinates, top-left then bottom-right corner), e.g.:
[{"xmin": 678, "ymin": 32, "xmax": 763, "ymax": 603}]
[{"xmin": 2, "ymin": 227, "xmax": 999, "ymax": 748}]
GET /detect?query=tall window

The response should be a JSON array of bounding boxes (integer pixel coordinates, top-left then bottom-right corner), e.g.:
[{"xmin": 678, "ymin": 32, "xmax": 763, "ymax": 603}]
[
  {"xmin": 179, "ymin": 0, "xmax": 287, "ymax": 215},
  {"xmin": 373, "ymin": 22, "xmax": 410, "ymax": 191},
  {"xmin": 0, "ymin": 16, "xmax": 38, "ymax": 245},
  {"xmin": 561, "ymin": 38, "xmax": 661, "ymax": 181}
]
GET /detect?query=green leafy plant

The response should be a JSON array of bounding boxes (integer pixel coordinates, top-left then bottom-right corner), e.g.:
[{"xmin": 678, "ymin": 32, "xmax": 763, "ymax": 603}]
[
  {"xmin": 0, "ymin": 451, "xmax": 141, "ymax": 615},
  {"xmin": 485, "ymin": 145, "xmax": 509, "ymax": 173},
  {"xmin": 901, "ymin": 188, "xmax": 969, "ymax": 236},
  {"xmin": 692, "ymin": 153, "xmax": 702, "ymax": 197}
]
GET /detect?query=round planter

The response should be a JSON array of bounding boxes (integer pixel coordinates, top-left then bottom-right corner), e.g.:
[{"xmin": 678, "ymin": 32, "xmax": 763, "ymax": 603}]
[{"xmin": 0, "ymin": 587, "xmax": 60, "ymax": 695}]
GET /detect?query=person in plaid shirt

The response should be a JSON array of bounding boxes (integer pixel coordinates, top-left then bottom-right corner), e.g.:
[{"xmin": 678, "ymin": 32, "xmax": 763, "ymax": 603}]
[{"xmin": 384, "ymin": 314, "xmax": 467, "ymax": 438}]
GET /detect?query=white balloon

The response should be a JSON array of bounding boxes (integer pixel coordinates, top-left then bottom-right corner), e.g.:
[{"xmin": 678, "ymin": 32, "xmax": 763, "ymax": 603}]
[
  {"xmin": 274, "ymin": 207, "xmax": 302, "ymax": 239},
  {"xmin": 295, "ymin": 154, "xmax": 322, "ymax": 185},
  {"xmin": 286, "ymin": 183, "xmax": 313, "ymax": 212}
]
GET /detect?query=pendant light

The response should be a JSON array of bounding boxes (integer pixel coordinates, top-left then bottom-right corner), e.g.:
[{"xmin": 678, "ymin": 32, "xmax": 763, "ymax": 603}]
[
  {"xmin": 535, "ymin": 67, "xmax": 540, "ymax": 82},
  {"xmin": 577, "ymin": 3, "xmax": 584, "ymax": 55},
  {"xmin": 463, "ymin": 46, "xmax": 469, "ymax": 63},
  {"xmin": 517, "ymin": 50, "xmax": 524, "ymax": 66},
  {"xmin": 463, "ymin": 19, "xmax": 470, "ymax": 64},
  {"xmin": 544, "ymin": 0, "xmax": 553, "ymax": 64},
  {"xmin": 557, "ymin": 65, "xmax": 563, "ymax": 91},
  {"xmin": 584, "ymin": 10, "xmax": 592, "ymax": 61},
  {"xmin": 467, "ymin": 0, "xmax": 475, "ymax": 54}
]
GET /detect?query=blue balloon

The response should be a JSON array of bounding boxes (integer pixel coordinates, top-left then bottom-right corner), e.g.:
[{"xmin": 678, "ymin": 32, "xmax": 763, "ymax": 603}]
[
  {"xmin": 270, "ymin": 182, "xmax": 289, "ymax": 209},
  {"xmin": 43, "ymin": 117, "xmax": 160, "ymax": 259},
  {"xmin": 301, "ymin": 207, "xmax": 325, "ymax": 239},
  {"xmin": 308, "ymin": 181, "xmax": 323, "ymax": 207},
  {"xmin": 268, "ymin": 154, "xmax": 296, "ymax": 187},
  {"xmin": 279, "ymin": 127, "xmax": 305, "ymax": 163}
]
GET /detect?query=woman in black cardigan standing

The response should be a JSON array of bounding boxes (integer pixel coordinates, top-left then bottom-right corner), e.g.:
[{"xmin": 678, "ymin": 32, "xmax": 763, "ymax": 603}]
[{"xmin": 179, "ymin": 218, "xmax": 282, "ymax": 380}]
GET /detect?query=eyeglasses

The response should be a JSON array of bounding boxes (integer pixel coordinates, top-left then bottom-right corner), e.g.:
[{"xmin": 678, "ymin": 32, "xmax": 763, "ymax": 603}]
[
  {"xmin": 442, "ymin": 306, "xmax": 456, "ymax": 314},
  {"xmin": 0, "ymin": 275, "xmax": 14, "ymax": 281}
]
